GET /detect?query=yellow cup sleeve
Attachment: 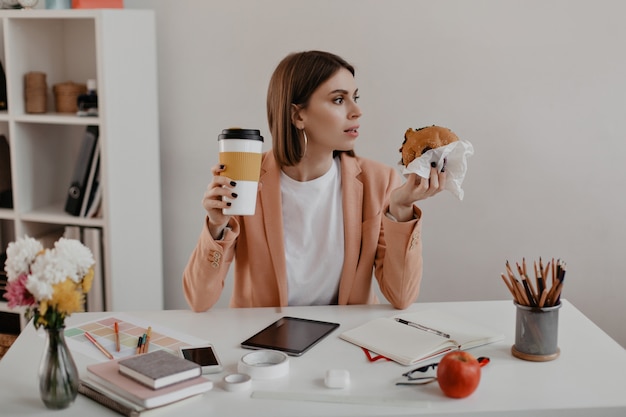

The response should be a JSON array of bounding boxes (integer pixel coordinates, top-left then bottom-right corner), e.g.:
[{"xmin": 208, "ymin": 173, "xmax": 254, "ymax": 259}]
[{"xmin": 219, "ymin": 152, "xmax": 262, "ymax": 181}]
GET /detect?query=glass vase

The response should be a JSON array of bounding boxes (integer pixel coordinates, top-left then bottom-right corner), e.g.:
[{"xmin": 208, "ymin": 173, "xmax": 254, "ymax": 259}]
[{"xmin": 38, "ymin": 327, "xmax": 79, "ymax": 409}]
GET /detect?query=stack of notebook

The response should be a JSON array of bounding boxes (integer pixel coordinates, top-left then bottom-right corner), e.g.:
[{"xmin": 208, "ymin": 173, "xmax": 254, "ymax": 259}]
[{"xmin": 80, "ymin": 350, "xmax": 212, "ymax": 416}]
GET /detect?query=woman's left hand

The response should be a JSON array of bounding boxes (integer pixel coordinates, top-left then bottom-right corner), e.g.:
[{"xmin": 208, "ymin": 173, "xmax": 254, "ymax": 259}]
[{"xmin": 389, "ymin": 164, "xmax": 447, "ymax": 222}]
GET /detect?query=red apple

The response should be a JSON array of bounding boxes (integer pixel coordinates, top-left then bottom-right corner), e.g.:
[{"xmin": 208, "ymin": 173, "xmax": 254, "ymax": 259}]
[{"xmin": 436, "ymin": 351, "xmax": 481, "ymax": 398}]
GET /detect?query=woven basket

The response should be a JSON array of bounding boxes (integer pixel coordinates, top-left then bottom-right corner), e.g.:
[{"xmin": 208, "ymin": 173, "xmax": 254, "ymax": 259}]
[
  {"xmin": 24, "ymin": 72, "xmax": 48, "ymax": 114},
  {"xmin": 53, "ymin": 82, "xmax": 87, "ymax": 113}
]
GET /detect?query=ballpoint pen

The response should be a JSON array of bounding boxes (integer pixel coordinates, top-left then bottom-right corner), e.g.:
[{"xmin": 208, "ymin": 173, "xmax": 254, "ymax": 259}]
[
  {"xmin": 85, "ymin": 332, "xmax": 114, "ymax": 360},
  {"xmin": 395, "ymin": 318, "xmax": 451, "ymax": 339}
]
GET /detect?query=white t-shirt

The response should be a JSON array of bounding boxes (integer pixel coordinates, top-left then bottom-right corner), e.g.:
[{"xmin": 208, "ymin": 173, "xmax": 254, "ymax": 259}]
[{"xmin": 280, "ymin": 157, "xmax": 344, "ymax": 305}]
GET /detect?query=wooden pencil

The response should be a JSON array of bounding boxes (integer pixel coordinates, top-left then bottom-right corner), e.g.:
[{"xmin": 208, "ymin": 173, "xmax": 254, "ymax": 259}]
[
  {"xmin": 501, "ymin": 274, "xmax": 519, "ymax": 303},
  {"xmin": 551, "ymin": 281, "xmax": 564, "ymax": 306},
  {"xmin": 538, "ymin": 288, "xmax": 548, "ymax": 308},
  {"xmin": 515, "ymin": 280, "xmax": 530, "ymax": 306},
  {"xmin": 517, "ymin": 262, "xmax": 538, "ymax": 306},
  {"xmin": 534, "ymin": 260, "xmax": 545, "ymax": 295}
]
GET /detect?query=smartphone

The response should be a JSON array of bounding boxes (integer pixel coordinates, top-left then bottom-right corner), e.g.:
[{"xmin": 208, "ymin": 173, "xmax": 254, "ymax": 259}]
[{"xmin": 179, "ymin": 344, "xmax": 223, "ymax": 374}]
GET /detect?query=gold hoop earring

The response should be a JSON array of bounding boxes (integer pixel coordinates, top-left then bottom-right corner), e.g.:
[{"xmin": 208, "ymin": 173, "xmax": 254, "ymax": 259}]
[{"xmin": 301, "ymin": 129, "xmax": 308, "ymax": 157}]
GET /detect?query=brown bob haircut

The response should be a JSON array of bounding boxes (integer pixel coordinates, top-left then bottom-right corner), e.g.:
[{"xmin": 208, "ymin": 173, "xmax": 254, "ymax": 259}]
[{"xmin": 267, "ymin": 50, "xmax": 357, "ymax": 167}]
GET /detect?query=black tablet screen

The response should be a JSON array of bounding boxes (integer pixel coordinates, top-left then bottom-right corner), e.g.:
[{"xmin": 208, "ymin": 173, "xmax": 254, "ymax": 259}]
[{"xmin": 241, "ymin": 316, "xmax": 340, "ymax": 356}]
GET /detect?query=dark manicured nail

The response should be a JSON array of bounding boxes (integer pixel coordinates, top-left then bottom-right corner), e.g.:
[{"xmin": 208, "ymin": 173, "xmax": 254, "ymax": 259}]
[
  {"xmin": 430, "ymin": 162, "xmax": 436, "ymax": 168},
  {"xmin": 226, "ymin": 202, "xmax": 232, "ymax": 206},
  {"xmin": 219, "ymin": 164, "xmax": 225, "ymax": 169},
  {"xmin": 231, "ymin": 193, "xmax": 238, "ymax": 198},
  {"xmin": 230, "ymin": 181, "xmax": 237, "ymax": 186}
]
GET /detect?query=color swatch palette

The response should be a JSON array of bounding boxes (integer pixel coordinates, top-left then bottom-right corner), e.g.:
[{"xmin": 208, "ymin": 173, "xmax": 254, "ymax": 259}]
[{"xmin": 64, "ymin": 313, "xmax": 206, "ymax": 362}]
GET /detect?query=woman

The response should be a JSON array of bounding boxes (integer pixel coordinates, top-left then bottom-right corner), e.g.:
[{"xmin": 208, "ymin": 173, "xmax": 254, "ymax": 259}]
[{"xmin": 183, "ymin": 50, "xmax": 446, "ymax": 311}]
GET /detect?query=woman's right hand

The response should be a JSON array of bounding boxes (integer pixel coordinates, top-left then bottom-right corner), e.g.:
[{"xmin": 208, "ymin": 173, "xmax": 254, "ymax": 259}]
[{"xmin": 203, "ymin": 164, "xmax": 237, "ymax": 239}]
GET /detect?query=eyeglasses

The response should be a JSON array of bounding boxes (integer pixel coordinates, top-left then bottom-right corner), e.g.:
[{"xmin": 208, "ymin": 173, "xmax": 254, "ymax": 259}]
[{"xmin": 396, "ymin": 356, "xmax": 490, "ymax": 386}]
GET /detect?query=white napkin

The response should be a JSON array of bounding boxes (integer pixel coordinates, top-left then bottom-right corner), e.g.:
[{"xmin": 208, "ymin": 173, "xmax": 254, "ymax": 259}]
[{"xmin": 400, "ymin": 140, "xmax": 474, "ymax": 200}]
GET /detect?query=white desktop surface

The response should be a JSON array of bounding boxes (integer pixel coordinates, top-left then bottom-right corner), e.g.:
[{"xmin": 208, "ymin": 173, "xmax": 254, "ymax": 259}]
[{"xmin": 0, "ymin": 300, "xmax": 625, "ymax": 417}]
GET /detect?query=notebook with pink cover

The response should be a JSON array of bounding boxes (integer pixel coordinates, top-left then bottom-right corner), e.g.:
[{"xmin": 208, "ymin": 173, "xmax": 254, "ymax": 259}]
[{"xmin": 85, "ymin": 358, "xmax": 212, "ymax": 408}]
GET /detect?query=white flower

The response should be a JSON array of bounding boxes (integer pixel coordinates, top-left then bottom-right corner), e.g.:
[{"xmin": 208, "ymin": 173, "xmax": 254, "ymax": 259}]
[
  {"xmin": 26, "ymin": 249, "xmax": 68, "ymax": 301},
  {"xmin": 54, "ymin": 238, "xmax": 95, "ymax": 282},
  {"xmin": 25, "ymin": 272, "xmax": 54, "ymax": 301},
  {"xmin": 4, "ymin": 236, "xmax": 43, "ymax": 282}
]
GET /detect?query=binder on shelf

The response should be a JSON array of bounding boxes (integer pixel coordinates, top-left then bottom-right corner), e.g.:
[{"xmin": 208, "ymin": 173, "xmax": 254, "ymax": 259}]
[
  {"xmin": 84, "ymin": 155, "xmax": 102, "ymax": 218},
  {"xmin": 0, "ymin": 60, "xmax": 7, "ymax": 111},
  {"xmin": 0, "ymin": 134, "xmax": 12, "ymax": 209},
  {"xmin": 0, "ymin": 252, "xmax": 7, "ymax": 300},
  {"xmin": 64, "ymin": 125, "xmax": 99, "ymax": 216},
  {"xmin": 80, "ymin": 145, "xmax": 100, "ymax": 217},
  {"xmin": 83, "ymin": 227, "xmax": 105, "ymax": 312}
]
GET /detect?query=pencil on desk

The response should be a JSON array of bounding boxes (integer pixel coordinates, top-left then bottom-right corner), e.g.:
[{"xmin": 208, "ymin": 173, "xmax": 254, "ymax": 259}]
[
  {"xmin": 135, "ymin": 335, "xmax": 142, "ymax": 354},
  {"xmin": 85, "ymin": 332, "xmax": 114, "ymax": 360},
  {"xmin": 114, "ymin": 322, "xmax": 120, "ymax": 352},
  {"xmin": 144, "ymin": 326, "xmax": 152, "ymax": 353}
]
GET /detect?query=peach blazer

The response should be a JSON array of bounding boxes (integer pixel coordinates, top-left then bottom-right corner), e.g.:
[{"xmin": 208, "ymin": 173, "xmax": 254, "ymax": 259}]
[{"xmin": 183, "ymin": 152, "xmax": 423, "ymax": 312}]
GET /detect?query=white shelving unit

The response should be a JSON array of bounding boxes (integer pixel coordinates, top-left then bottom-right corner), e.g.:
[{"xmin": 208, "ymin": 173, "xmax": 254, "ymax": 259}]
[{"xmin": 0, "ymin": 9, "xmax": 163, "ymax": 325}]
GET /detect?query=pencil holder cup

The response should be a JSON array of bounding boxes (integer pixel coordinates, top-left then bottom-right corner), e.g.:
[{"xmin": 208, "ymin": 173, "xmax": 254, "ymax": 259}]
[{"xmin": 511, "ymin": 301, "xmax": 561, "ymax": 362}]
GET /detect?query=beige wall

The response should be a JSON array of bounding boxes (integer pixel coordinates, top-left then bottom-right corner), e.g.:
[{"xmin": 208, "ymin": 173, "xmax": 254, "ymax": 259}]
[{"xmin": 126, "ymin": 0, "xmax": 626, "ymax": 347}]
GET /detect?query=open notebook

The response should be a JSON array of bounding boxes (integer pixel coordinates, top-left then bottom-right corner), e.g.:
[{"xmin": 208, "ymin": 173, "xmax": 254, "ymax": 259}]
[{"xmin": 339, "ymin": 309, "xmax": 505, "ymax": 366}]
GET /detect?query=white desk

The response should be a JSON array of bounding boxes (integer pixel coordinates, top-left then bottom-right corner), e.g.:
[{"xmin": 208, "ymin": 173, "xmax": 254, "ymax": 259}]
[{"xmin": 0, "ymin": 300, "xmax": 625, "ymax": 416}]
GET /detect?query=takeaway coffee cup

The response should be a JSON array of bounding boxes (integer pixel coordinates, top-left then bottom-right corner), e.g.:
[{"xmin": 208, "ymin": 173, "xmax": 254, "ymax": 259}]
[{"xmin": 218, "ymin": 128, "xmax": 264, "ymax": 215}]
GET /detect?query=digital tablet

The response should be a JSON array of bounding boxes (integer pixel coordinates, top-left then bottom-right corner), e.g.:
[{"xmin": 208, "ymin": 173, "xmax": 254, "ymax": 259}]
[{"xmin": 241, "ymin": 316, "xmax": 340, "ymax": 356}]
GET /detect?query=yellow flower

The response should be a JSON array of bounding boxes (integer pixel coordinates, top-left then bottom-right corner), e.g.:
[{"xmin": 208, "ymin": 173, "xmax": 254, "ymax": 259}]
[
  {"xmin": 39, "ymin": 300, "xmax": 49, "ymax": 317},
  {"xmin": 81, "ymin": 268, "xmax": 94, "ymax": 293},
  {"xmin": 51, "ymin": 279, "xmax": 84, "ymax": 316}
]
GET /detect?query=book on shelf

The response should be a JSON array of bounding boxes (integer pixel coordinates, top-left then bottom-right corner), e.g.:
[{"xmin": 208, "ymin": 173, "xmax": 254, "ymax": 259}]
[
  {"xmin": 83, "ymin": 227, "xmax": 105, "ymax": 311},
  {"xmin": 339, "ymin": 309, "xmax": 505, "ymax": 366},
  {"xmin": 79, "ymin": 379, "xmax": 203, "ymax": 417},
  {"xmin": 0, "ymin": 252, "xmax": 6, "ymax": 300},
  {"xmin": 63, "ymin": 225, "xmax": 81, "ymax": 241},
  {"xmin": 85, "ymin": 358, "xmax": 212, "ymax": 409},
  {"xmin": 0, "ymin": 60, "xmax": 7, "ymax": 111},
  {"xmin": 84, "ymin": 156, "xmax": 102, "ymax": 218},
  {"xmin": 80, "ymin": 144, "xmax": 100, "ymax": 217},
  {"xmin": 118, "ymin": 350, "xmax": 202, "ymax": 389},
  {"xmin": 0, "ymin": 134, "xmax": 12, "ymax": 209},
  {"xmin": 64, "ymin": 125, "xmax": 99, "ymax": 216}
]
